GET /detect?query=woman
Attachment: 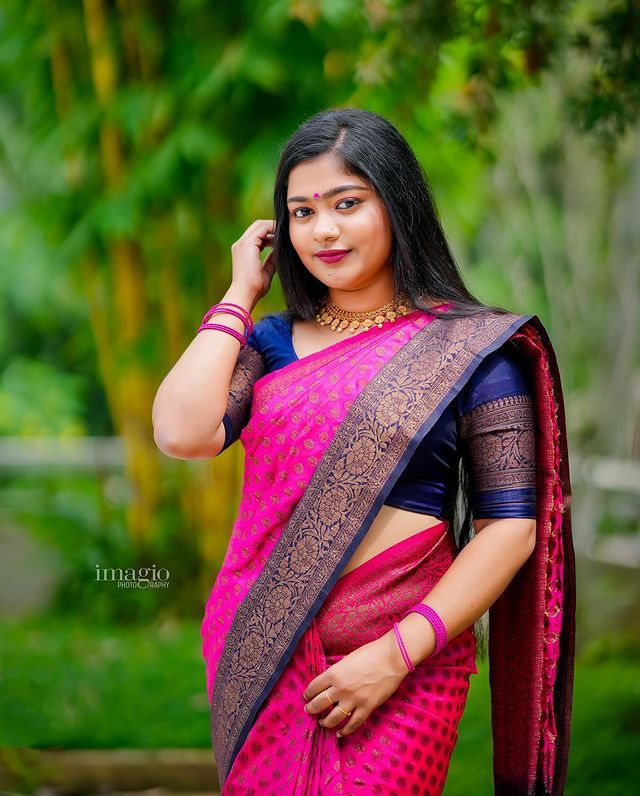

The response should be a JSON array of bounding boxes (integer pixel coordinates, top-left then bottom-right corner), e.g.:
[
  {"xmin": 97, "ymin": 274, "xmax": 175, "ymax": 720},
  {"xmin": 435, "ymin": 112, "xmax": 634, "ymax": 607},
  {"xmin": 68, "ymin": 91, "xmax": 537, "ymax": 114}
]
[{"xmin": 153, "ymin": 108, "xmax": 575, "ymax": 795}]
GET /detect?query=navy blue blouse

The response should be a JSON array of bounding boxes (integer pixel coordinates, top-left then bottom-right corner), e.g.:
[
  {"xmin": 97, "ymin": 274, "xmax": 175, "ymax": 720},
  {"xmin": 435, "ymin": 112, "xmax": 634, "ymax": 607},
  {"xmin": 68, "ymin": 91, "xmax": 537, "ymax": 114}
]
[{"xmin": 221, "ymin": 311, "xmax": 537, "ymax": 520}]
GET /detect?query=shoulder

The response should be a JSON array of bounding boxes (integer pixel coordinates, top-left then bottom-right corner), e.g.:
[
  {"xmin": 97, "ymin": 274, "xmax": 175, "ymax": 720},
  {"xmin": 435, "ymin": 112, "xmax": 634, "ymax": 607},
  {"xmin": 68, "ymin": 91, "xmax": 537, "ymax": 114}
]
[
  {"xmin": 246, "ymin": 309, "xmax": 295, "ymax": 353},
  {"xmin": 457, "ymin": 339, "xmax": 532, "ymax": 416},
  {"xmin": 424, "ymin": 306, "xmax": 534, "ymax": 351}
]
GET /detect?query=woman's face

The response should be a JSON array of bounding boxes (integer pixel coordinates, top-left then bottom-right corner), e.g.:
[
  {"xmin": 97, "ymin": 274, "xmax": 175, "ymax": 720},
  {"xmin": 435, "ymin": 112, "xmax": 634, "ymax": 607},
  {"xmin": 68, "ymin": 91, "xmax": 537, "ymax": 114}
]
[{"xmin": 286, "ymin": 153, "xmax": 394, "ymax": 295}]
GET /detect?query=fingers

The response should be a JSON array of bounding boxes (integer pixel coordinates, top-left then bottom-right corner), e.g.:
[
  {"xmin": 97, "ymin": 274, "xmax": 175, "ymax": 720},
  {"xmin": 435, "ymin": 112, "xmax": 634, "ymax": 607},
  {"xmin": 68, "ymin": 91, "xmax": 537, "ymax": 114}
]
[
  {"xmin": 304, "ymin": 685, "xmax": 368, "ymax": 737},
  {"xmin": 247, "ymin": 219, "xmax": 275, "ymax": 230},
  {"xmin": 318, "ymin": 705, "xmax": 367, "ymax": 738},
  {"xmin": 335, "ymin": 708, "xmax": 368, "ymax": 738},
  {"xmin": 304, "ymin": 683, "xmax": 335, "ymax": 714},
  {"xmin": 233, "ymin": 219, "xmax": 275, "ymax": 251},
  {"xmin": 258, "ymin": 232, "xmax": 275, "ymax": 252},
  {"xmin": 248, "ymin": 219, "xmax": 275, "ymax": 239},
  {"xmin": 318, "ymin": 704, "xmax": 356, "ymax": 731}
]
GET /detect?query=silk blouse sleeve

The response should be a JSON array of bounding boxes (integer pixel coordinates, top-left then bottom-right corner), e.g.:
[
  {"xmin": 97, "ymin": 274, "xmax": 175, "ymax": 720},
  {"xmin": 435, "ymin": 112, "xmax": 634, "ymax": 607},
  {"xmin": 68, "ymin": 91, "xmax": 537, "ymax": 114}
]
[
  {"xmin": 218, "ymin": 321, "xmax": 267, "ymax": 453},
  {"xmin": 456, "ymin": 341, "xmax": 537, "ymax": 519}
]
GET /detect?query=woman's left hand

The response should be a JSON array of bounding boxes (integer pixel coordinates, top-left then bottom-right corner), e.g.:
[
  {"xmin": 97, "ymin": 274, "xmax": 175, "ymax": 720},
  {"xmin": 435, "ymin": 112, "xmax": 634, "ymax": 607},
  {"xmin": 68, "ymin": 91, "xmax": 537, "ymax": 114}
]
[{"xmin": 302, "ymin": 632, "xmax": 409, "ymax": 738}]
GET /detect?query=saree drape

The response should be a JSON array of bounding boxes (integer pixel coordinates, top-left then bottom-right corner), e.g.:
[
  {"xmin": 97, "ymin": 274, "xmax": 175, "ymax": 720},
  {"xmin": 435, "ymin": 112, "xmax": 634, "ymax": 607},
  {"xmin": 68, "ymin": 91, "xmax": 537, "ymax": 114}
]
[{"xmin": 200, "ymin": 308, "xmax": 575, "ymax": 795}]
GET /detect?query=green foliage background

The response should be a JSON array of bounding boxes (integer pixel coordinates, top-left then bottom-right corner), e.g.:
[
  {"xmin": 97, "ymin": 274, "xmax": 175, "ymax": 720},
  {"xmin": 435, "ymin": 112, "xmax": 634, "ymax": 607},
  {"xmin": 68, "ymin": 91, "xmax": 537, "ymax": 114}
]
[{"xmin": 0, "ymin": 0, "xmax": 639, "ymax": 785}]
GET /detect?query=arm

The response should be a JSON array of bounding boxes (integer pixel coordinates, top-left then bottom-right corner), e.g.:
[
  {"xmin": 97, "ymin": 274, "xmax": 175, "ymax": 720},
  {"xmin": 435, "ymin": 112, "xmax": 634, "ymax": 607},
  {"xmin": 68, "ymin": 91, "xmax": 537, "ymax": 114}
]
[
  {"xmin": 152, "ymin": 281, "xmax": 261, "ymax": 459},
  {"xmin": 384, "ymin": 347, "xmax": 538, "ymax": 670},
  {"xmin": 153, "ymin": 217, "xmax": 277, "ymax": 460},
  {"xmin": 302, "ymin": 517, "xmax": 536, "ymax": 738},
  {"xmin": 381, "ymin": 516, "xmax": 536, "ymax": 673}
]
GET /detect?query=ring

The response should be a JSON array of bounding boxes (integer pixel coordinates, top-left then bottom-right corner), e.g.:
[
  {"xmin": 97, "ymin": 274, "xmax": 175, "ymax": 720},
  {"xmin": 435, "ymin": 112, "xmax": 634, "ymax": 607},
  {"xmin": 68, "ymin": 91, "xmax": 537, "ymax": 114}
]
[
  {"xmin": 323, "ymin": 689, "xmax": 334, "ymax": 708},
  {"xmin": 336, "ymin": 704, "xmax": 352, "ymax": 717}
]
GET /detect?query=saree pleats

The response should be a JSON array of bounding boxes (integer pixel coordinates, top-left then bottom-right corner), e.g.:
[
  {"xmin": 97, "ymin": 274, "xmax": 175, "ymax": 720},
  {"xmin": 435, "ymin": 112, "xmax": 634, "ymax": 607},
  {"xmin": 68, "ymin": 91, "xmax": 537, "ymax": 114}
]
[{"xmin": 223, "ymin": 520, "xmax": 477, "ymax": 795}]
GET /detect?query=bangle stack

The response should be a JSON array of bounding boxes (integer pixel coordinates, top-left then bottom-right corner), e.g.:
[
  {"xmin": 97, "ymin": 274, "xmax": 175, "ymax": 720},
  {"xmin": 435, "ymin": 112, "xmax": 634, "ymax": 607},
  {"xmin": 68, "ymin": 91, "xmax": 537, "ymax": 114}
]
[
  {"xmin": 393, "ymin": 603, "xmax": 448, "ymax": 673},
  {"xmin": 197, "ymin": 301, "xmax": 254, "ymax": 349}
]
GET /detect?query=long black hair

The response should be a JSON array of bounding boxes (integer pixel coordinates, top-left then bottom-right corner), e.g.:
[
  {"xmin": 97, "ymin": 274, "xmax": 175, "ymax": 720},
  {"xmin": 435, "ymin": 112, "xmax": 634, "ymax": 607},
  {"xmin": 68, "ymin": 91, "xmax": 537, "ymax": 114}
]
[
  {"xmin": 271, "ymin": 107, "xmax": 502, "ymax": 658},
  {"xmin": 272, "ymin": 106, "xmax": 505, "ymax": 323}
]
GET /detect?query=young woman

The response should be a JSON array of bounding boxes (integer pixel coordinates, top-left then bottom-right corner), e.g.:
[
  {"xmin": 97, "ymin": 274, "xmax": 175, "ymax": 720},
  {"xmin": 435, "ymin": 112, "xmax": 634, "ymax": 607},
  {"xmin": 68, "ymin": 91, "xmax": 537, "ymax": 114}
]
[{"xmin": 153, "ymin": 108, "xmax": 575, "ymax": 795}]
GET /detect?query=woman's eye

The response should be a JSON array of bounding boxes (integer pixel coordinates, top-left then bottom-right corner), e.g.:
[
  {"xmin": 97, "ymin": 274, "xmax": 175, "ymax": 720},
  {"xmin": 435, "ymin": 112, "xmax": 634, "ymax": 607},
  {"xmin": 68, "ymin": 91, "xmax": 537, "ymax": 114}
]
[
  {"xmin": 337, "ymin": 198, "xmax": 359, "ymax": 210},
  {"xmin": 292, "ymin": 198, "xmax": 360, "ymax": 219}
]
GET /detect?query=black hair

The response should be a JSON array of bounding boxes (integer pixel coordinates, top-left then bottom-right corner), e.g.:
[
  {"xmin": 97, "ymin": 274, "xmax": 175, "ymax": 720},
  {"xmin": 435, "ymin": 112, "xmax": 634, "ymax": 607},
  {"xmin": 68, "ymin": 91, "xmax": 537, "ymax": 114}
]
[
  {"xmin": 272, "ymin": 106, "xmax": 506, "ymax": 325},
  {"xmin": 271, "ymin": 107, "xmax": 508, "ymax": 659}
]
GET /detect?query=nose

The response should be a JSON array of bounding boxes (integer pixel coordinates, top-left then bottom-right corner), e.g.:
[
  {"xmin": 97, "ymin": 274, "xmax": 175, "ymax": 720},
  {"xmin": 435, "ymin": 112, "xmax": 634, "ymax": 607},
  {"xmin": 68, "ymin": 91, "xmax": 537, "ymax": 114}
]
[{"xmin": 312, "ymin": 211, "xmax": 339, "ymax": 242}]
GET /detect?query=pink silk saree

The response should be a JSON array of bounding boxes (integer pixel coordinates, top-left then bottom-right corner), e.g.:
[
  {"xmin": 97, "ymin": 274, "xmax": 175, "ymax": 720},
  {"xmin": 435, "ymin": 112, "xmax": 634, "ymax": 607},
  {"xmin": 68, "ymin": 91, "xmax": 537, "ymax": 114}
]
[{"xmin": 200, "ymin": 308, "xmax": 575, "ymax": 795}]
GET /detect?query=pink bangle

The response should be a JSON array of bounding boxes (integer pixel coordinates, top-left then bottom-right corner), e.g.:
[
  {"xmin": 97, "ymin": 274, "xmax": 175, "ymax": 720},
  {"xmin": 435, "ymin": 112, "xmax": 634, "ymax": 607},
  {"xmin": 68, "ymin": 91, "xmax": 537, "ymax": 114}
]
[
  {"xmin": 393, "ymin": 622, "xmax": 415, "ymax": 673},
  {"xmin": 204, "ymin": 300, "xmax": 254, "ymax": 326},
  {"xmin": 203, "ymin": 302, "xmax": 254, "ymax": 334},
  {"xmin": 203, "ymin": 307, "xmax": 252, "ymax": 337},
  {"xmin": 216, "ymin": 301, "xmax": 254, "ymax": 330},
  {"xmin": 402, "ymin": 603, "xmax": 448, "ymax": 656},
  {"xmin": 197, "ymin": 322, "xmax": 247, "ymax": 348}
]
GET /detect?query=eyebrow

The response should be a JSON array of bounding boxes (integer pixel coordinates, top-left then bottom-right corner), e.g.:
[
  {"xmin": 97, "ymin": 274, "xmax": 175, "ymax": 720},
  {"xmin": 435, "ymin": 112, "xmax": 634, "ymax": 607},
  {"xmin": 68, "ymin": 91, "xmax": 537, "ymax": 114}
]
[{"xmin": 286, "ymin": 184, "xmax": 370, "ymax": 203}]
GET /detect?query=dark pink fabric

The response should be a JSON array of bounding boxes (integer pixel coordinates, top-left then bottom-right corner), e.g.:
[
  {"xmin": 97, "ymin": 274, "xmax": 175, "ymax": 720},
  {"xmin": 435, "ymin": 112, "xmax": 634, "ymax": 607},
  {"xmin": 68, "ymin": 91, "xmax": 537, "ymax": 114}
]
[
  {"xmin": 223, "ymin": 520, "xmax": 477, "ymax": 795},
  {"xmin": 201, "ymin": 310, "xmax": 437, "ymax": 706},
  {"xmin": 487, "ymin": 322, "xmax": 574, "ymax": 795},
  {"xmin": 202, "ymin": 311, "xmax": 575, "ymax": 795}
]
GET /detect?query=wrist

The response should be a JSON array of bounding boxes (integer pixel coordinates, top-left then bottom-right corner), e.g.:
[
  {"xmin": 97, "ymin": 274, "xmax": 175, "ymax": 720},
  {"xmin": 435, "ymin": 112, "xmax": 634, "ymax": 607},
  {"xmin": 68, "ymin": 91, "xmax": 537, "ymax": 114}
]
[
  {"xmin": 199, "ymin": 287, "xmax": 259, "ymax": 341},
  {"xmin": 396, "ymin": 613, "xmax": 437, "ymax": 668},
  {"xmin": 225, "ymin": 282, "xmax": 260, "ymax": 312},
  {"xmin": 380, "ymin": 629, "xmax": 411, "ymax": 678}
]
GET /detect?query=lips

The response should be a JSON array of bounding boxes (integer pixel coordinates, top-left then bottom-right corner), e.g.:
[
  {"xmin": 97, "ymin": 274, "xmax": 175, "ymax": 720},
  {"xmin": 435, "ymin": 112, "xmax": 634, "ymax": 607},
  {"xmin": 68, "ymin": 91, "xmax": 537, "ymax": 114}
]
[{"xmin": 315, "ymin": 250, "xmax": 351, "ymax": 263}]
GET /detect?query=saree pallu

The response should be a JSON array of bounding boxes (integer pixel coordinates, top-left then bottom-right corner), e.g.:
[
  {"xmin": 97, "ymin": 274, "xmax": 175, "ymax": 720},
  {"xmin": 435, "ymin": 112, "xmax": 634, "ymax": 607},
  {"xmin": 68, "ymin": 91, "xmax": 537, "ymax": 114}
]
[{"xmin": 200, "ymin": 308, "xmax": 575, "ymax": 796}]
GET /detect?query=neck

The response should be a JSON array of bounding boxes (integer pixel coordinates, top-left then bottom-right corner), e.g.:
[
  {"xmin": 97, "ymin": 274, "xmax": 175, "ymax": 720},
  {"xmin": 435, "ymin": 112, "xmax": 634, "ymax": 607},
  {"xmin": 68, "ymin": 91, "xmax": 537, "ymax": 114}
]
[
  {"xmin": 321, "ymin": 263, "xmax": 399, "ymax": 312},
  {"xmin": 326, "ymin": 284, "xmax": 400, "ymax": 314}
]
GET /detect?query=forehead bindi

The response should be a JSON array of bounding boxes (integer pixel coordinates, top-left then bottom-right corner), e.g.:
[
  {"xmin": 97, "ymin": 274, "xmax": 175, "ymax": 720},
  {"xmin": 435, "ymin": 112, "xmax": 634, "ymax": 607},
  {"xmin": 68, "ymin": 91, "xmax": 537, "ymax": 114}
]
[
  {"xmin": 287, "ymin": 154, "xmax": 371, "ymax": 202},
  {"xmin": 286, "ymin": 182, "xmax": 370, "ymax": 203}
]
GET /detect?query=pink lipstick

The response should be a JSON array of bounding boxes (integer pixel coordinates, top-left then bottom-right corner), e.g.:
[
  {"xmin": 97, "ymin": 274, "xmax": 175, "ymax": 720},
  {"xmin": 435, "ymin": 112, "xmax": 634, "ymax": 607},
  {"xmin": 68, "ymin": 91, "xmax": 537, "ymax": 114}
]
[{"xmin": 315, "ymin": 249, "xmax": 351, "ymax": 263}]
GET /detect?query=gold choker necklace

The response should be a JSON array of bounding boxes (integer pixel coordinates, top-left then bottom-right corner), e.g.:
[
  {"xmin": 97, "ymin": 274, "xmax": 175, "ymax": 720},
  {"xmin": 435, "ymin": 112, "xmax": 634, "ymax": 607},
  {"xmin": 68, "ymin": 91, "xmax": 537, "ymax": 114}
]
[{"xmin": 315, "ymin": 294, "xmax": 413, "ymax": 334}]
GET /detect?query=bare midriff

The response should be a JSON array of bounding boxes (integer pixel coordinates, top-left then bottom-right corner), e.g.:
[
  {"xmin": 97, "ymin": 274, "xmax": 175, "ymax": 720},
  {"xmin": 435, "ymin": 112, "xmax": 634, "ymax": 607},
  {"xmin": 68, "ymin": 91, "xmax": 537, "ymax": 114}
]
[
  {"xmin": 291, "ymin": 318, "xmax": 445, "ymax": 581},
  {"xmin": 337, "ymin": 504, "xmax": 444, "ymax": 579}
]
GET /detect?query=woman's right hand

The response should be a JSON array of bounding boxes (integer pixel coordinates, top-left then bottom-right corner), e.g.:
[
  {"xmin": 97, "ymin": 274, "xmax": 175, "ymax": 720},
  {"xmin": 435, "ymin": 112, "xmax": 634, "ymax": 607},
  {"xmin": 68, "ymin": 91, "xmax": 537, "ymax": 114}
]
[{"xmin": 231, "ymin": 219, "xmax": 278, "ymax": 302}]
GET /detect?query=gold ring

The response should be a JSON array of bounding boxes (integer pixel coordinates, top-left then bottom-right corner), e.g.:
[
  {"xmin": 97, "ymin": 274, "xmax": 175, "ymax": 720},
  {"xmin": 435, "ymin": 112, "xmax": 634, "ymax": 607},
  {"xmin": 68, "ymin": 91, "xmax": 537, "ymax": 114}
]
[
  {"xmin": 336, "ymin": 704, "xmax": 352, "ymax": 717},
  {"xmin": 323, "ymin": 689, "xmax": 334, "ymax": 708}
]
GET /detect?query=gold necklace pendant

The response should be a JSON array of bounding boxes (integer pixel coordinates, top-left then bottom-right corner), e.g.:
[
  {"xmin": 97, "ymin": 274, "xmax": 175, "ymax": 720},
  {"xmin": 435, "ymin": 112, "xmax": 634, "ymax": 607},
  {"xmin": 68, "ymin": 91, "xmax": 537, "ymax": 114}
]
[{"xmin": 315, "ymin": 296, "xmax": 412, "ymax": 333}]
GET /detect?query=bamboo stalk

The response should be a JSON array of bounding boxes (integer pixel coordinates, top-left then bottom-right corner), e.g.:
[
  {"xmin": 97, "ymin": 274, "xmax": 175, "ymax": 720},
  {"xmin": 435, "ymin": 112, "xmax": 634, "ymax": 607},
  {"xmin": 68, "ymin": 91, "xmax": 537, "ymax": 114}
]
[{"xmin": 82, "ymin": 0, "xmax": 161, "ymax": 545}]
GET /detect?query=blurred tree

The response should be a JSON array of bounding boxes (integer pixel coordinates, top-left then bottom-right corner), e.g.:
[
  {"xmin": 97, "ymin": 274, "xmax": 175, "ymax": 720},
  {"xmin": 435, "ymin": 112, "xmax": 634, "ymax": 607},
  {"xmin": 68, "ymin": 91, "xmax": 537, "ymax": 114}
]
[
  {"xmin": 0, "ymin": 0, "xmax": 637, "ymax": 615},
  {"xmin": 339, "ymin": 0, "xmax": 640, "ymax": 151}
]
